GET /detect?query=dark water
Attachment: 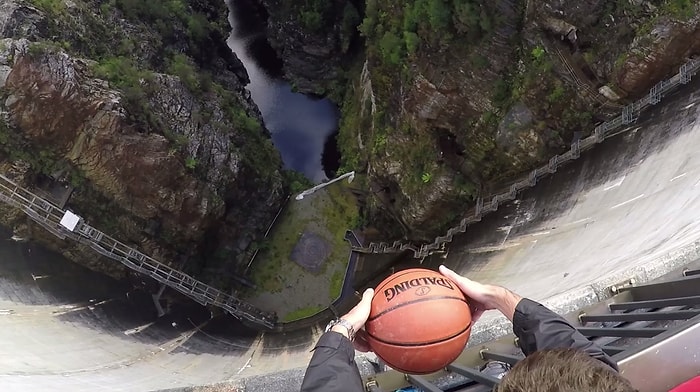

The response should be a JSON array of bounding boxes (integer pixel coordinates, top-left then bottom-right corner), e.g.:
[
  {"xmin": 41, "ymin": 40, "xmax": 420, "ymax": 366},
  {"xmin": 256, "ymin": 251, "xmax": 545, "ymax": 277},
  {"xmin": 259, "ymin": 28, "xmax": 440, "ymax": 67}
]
[{"xmin": 227, "ymin": 2, "xmax": 341, "ymax": 183}]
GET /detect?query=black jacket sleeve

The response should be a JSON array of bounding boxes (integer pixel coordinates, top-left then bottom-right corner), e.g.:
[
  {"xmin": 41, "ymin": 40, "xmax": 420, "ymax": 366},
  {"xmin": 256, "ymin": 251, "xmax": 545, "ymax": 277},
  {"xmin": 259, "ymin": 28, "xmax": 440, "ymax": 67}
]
[
  {"xmin": 512, "ymin": 298, "xmax": 618, "ymax": 371},
  {"xmin": 300, "ymin": 331, "xmax": 363, "ymax": 392}
]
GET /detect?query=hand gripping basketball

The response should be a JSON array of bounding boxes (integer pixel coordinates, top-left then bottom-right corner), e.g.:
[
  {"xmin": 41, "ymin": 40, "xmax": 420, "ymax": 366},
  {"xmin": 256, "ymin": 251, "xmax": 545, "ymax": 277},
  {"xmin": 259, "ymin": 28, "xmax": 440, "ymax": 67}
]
[
  {"xmin": 333, "ymin": 288, "xmax": 375, "ymax": 352},
  {"xmin": 439, "ymin": 265, "xmax": 522, "ymax": 321}
]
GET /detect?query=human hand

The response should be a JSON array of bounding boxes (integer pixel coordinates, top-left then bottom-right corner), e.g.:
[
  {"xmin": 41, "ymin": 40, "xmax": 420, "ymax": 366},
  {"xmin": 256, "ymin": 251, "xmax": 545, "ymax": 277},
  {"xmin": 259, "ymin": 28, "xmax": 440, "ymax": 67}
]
[
  {"xmin": 334, "ymin": 288, "xmax": 374, "ymax": 351},
  {"xmin": 439, "ymin": 265, "xmax": 522, "ymax": 322}
]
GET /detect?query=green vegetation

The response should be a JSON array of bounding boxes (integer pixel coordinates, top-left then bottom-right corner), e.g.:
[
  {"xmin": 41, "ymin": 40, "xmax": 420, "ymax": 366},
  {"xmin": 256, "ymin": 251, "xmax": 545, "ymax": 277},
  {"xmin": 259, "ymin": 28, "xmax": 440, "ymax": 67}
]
[
  {"xmin": 282, "ymin": 305, "xmax": 325, "ymax": 322},
  {"xmin": 278, "ymin": 0, "xmax": 334, "ymax": 32},
  {"xmin": 27, "ymin": 0, "xmax": 66, "ymax": 16},
  {"xmin": 531, "ymin": 46, "xmax": 545, "ymax": 60},
  {"xmin": 340, "ymin": 0, "xmax": 503, "ymax": 201},
  {"xmin": 167, "ymin": 54, "xmax": 202, "ymax": 94},
  {"xmin": 547, "ymin": 83, "xmax": 566, "ymax": 104},
  {"xmin": 185, "ymin": 157, "xmax": 197, "ymax": 170},
  {"xmin": 615, "ymin": 52, "xmax": 629, "ymax": 68},
  {"xmin": 470, "ymin": 54, "xmax": 489, "ymax": 69},
  {"xmin": 662, "ymin": 0, "xmax": 696, "ymax": 19},
  {"xmin": 36, "ymin": 0, "xmax": 277, "ymax": 183},
  {"xmin": 26, "ymin": 41, "xmax": 58, "ymax": 57},
  {"xmin": 329, "ymin": 269, "xmax": 345, "ymax": 301},
  {"xmin": 92, "ymin": 57, "xmax": 160, "ymax": 133},
  {"xmin": 284, "ymin": 170, "xmax": 314, "ymax": 194},
  {"xmin": 360, "ymin": 0, "xmax": 496, "ymax": 66}
]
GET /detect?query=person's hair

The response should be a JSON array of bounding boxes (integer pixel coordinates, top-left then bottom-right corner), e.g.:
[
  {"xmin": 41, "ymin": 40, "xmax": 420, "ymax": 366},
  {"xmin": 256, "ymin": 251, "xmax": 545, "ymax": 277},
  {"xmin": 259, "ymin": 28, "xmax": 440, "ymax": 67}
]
[{"xmin": 495, "ymin": 348, "xmax": 638, "ymax": 392}]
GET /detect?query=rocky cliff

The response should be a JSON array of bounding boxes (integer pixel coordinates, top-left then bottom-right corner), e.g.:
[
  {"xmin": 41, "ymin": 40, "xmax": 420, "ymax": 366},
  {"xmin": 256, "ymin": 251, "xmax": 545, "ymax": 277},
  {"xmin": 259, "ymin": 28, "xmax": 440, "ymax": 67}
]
[
  {"xmin": 244, "ymin": 0, "xmax": 361, "ymax": 97},
  {"xmin": 0, "ymin": 1, "xmax": 286, "ymax": 286},
  {"xmin": 255, "ymin": 0, "xmax": 700, "ymax": 239}
]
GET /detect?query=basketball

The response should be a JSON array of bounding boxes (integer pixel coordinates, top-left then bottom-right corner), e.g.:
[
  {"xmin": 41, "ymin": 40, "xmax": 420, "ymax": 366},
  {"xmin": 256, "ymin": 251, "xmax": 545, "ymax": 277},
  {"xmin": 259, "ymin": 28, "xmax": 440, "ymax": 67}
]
[{"xmin": 365, "ymin": 268, "xmax": 472, "ymax": 374}]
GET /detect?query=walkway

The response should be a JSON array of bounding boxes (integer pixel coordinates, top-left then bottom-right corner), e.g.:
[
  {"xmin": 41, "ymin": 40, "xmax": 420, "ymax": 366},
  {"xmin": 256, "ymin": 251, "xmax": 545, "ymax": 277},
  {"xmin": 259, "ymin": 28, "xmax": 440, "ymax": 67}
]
[{"xmin": 0, "ymin": 174, "xmax": 276, "ymax": 328}]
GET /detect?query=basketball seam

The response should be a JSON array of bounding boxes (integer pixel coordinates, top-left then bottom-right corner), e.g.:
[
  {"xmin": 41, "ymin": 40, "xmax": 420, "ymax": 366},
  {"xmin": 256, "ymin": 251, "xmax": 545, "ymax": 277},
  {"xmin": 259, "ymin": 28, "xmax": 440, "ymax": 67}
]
[
  {"xmin": 367, "ymin": 324, "xmax": 471, "ymax": 347},
  {"xmin": 368, "ymin": 296, "xmax": 467, "ymax": 322}
]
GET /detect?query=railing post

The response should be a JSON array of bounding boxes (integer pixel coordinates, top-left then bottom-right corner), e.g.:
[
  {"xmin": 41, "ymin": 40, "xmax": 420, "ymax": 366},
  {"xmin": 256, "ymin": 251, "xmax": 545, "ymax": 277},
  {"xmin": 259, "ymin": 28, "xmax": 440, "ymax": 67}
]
[
  {"xmin": 680, "ymin": 63, "xmax": 691, "ymax": 84},
  {"xmin": 649, "ymin": 82, "xmax": 662, "ymax": 104}
]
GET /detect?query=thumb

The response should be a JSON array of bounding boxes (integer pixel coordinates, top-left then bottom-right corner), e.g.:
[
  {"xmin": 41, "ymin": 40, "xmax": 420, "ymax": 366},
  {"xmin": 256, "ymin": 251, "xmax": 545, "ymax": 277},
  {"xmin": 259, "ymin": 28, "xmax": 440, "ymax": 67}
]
[
  {"xmin": 345, "ymin": 288, "xmax": 374, "ymax": 332},
  {"xmin": 360, "ymin": 288, "xmax": 375, "ymax": 304}
]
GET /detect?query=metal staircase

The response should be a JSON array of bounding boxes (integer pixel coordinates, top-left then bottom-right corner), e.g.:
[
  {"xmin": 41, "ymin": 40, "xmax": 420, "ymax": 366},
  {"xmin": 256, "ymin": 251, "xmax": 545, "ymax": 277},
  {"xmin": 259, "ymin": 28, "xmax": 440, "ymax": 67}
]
[
  {"xmin": 363, "ymin": 266, "xmax": 700, "ymax": 392},
  {"xmin": 353, "ymin": 57, "xmax": 700, "ymax": 260},
  {"xmin": 0, "ymin": 174, "xmax": 276, "ymax": 328}
]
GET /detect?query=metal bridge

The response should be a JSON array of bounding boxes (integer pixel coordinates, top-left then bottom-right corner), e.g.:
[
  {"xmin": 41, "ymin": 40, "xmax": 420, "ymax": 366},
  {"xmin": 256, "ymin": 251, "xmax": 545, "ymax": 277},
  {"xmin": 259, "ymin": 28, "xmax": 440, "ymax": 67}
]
[
  {"xmin": 0, "ymin": 174, "xmax": 276, "ymax": 328},
  {"xmin": 353, "ymin": 57, "xmax": 700, "ymax": 260}
]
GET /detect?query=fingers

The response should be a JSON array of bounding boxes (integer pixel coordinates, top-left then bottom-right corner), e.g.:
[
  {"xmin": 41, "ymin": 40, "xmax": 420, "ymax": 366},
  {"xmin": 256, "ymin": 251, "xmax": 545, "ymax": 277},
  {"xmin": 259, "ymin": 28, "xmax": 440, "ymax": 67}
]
[
  {"xmin": 440, "ymin": 265, "xmax": 494, "ymax": 310},
  {"xmin": 439, "ymin": 265, "xmax": 478, "ymax": 296}
]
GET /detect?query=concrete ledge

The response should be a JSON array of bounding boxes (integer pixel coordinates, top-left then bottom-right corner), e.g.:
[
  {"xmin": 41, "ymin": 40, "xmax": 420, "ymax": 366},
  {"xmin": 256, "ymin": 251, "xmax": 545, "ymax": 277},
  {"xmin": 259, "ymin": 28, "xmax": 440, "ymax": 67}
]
[{"xmin": 468, "ymin": 237, "xmax": 700, "ymax": 347}]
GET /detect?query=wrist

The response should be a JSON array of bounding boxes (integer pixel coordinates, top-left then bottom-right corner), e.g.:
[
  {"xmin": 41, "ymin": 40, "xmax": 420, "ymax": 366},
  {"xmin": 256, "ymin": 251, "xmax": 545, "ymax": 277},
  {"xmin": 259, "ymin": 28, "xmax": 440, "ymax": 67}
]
[
  {"xmin": 493, "ymin": 287, "xmax": 522, "ymax": 321},
  {"xmin": 326, "ymin": 319, "xmax": 356, "ymax": 340},
  {"xmin": 331, "ymin": 324, "xmax": 351, "ymax": 339}
]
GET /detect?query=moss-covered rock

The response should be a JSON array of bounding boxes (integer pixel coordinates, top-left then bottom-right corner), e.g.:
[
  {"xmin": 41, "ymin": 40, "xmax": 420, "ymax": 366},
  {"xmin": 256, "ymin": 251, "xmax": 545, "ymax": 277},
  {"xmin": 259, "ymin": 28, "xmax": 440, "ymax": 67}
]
[{"xmin": 0, "ymin": 1, "xmax": 287, "ymax": 291}]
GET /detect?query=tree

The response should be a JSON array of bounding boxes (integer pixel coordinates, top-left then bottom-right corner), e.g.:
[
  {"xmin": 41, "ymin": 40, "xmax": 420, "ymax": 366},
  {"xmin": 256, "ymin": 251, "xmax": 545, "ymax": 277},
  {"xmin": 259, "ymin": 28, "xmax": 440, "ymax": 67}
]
[
  {"xmin": 427, "ymin": 0, "xmax": 451, "ymax": 31},
  {"xmin": 379, "ymin": 31, "xmax": 404, "ymax": 65}
]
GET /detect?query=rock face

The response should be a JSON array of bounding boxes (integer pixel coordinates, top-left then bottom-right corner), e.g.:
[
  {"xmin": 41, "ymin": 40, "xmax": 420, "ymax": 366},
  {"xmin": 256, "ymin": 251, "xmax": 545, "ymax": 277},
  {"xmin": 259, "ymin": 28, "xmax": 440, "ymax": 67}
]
[
  {"xmin": 251, "ymin": 0, "xmax": 361, "ymax": 96},
  {"xmin": 256, "ymin": 0, "xmax": 700, "ymax": 239},
  {"xmin": 0, "ymin": 1, "xmax": 285, "ymax": 284}
]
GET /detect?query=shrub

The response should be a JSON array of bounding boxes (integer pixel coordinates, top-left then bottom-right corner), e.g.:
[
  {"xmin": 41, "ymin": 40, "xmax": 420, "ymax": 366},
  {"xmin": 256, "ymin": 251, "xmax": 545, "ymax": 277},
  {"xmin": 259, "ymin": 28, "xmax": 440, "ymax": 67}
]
[
  {"xmin": 379, "ymin": 31, "xmax": 404, "ymax": 65},
  {"xmin": 29, "ymin": 0, "xmax": 66, "ymax": 16},
  {"xmin": 167, "ymin": 54, "xmax": 200, "ymax": 93},
  {"xmin": 547, "ymin": 84, "xmax": 565, "ymax": 103},
  {"xmin": 531, "ymin": 46, "xmax": 545, "ymax": 60},
  {"xmin": 93, "ymin": 57, "xmax": 160, "ymax": 132},
  {"xmin": 186, "ymin": 13, "xmax": 210, "ymax": 45},
  {"xmin": 664, "ymin": 0, "xmax": 695, "ymax": 19},
  {"xmin": 427, "ymin": 0, "xmax": 451, "ymax": 31},
  {"xmin": 359, "ymin": 0, "xmax": 379, "ymax": 38},
  {"xmin": 404, "ymin": 31, "xmax": 420, "ymax": 55},
  {"xmin": 185, "ymin": 157, "xmax": 197, "ymax": 170},
  {"xmin": 453, "ymin": 0, "xmax": 479, "ymax": 34}
]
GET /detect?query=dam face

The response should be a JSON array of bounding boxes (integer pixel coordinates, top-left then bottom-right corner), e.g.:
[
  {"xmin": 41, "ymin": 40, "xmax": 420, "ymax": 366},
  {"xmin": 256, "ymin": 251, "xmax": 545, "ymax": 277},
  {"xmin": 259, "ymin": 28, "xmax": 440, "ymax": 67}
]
[{"xmin": 3, "ymin": 80, "xmax": 700, "ymax": 391}]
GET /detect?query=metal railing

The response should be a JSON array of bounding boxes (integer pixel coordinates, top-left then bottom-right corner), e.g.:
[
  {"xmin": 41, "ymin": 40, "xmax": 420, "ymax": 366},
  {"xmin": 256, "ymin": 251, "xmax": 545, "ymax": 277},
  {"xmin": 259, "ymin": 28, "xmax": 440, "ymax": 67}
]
[
  {"xmin": 354, "ymin": 57, "xmax": 700, "ymax": 259},
  {"xmin": 0, "ymin": 174, "xmax": 276, "ymax": 328}
]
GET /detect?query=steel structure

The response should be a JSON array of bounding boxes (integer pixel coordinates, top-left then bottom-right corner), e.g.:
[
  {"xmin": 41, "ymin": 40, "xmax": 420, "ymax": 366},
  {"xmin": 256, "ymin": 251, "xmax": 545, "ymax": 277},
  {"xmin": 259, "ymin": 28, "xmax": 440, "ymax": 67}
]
[{"xmin": 0, "ymin": 174, "xmax": 276, "ymax": 328}]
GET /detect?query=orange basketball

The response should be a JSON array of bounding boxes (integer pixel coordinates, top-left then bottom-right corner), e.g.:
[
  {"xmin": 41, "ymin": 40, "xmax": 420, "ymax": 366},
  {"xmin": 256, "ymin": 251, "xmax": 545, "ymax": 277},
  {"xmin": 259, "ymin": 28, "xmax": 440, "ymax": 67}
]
[{"xmin": 365, "ymin": 268, "xmax": 471, "ymax": 374}]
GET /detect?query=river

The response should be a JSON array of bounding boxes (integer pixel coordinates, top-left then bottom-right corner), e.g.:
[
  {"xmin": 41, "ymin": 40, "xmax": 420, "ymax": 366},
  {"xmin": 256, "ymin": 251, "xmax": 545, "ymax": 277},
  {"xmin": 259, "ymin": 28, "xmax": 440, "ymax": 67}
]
[{"xmin": 226, "ymin": 2, "xmax": 340, "ymax": 183}]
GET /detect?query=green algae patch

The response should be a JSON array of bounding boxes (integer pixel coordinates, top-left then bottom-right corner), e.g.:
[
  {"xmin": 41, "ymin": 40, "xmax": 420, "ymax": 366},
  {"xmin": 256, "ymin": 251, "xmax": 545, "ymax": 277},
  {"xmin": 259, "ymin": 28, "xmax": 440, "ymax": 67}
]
[{"xmin": 244, "ymin": 180, "xmax": 359, "ymax": 322}]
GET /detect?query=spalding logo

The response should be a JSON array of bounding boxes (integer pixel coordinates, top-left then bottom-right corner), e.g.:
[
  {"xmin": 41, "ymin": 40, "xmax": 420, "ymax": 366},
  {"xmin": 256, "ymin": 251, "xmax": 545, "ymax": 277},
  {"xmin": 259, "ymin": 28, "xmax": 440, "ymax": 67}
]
[
  {"xmin": 384, "ymin": 277, "xmax": 454, "ymax": 302},
  {"xmin": 415, "ymin": 286, "xmax": 431, "ymax": 296}
]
